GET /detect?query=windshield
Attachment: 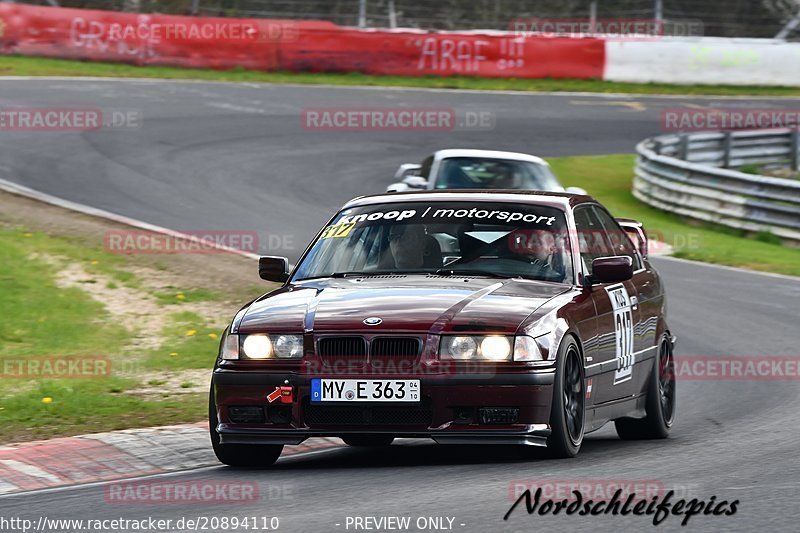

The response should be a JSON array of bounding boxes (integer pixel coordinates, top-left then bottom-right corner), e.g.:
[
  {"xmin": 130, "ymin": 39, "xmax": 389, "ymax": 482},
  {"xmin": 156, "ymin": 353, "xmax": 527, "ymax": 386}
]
[
  {"xmin": 433, "ymin": 157, "xmax": 562, "ymax": 191},
  {"xmin": 292, "ymin": 202, "xmax": 573, "ymax": 283}
]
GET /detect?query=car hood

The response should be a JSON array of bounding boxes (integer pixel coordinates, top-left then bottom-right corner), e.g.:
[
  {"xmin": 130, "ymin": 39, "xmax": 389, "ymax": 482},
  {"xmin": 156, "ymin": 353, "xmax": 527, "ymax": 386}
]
[{"xmin": 237, "ymin": 276, "xmax": 569, "ymax": 335}]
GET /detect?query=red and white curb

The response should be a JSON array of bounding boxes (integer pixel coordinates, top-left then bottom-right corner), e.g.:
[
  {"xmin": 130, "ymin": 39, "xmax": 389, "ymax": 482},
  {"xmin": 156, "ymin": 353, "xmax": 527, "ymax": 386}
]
[{"xmin": 0, "ymin": 423, "xmax": 342, "ymax": 495}]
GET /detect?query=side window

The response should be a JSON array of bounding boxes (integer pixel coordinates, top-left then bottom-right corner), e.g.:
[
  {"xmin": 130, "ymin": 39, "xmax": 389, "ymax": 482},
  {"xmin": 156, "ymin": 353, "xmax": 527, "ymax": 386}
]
[
  {"xmin": 573, "ymin": 206, "xmax": 614, "ymax": 275},
  {"xmin": 591, "ymin": 206, "xmax": 643, "ymax": 271}
]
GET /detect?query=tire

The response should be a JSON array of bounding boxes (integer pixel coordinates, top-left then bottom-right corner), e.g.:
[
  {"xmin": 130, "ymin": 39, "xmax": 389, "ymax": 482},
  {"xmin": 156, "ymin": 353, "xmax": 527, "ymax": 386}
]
[
  {"xmin": 342, "ymin": 435, "xmax": 395, "ymax": 447},
  {"xmin": 546, "ymin": 336, "xmax": 585, "ymax": 458},
  {"xmin": 615, "ymin": 335, "xmax": 676, "ymax": 440},
  {"xmin": 209, "ymin": 386, "xmax": 284, "ymax": 467}
]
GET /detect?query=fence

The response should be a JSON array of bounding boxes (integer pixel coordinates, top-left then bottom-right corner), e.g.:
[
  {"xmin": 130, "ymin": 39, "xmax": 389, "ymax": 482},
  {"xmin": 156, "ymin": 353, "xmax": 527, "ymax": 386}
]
[
  {"xmin": 10, "ymin": 0, "xmax": 800, "ymax": 38},
  {"xmin": 634, "ymin": 130, "xmax": 800, "ymax": 246}
]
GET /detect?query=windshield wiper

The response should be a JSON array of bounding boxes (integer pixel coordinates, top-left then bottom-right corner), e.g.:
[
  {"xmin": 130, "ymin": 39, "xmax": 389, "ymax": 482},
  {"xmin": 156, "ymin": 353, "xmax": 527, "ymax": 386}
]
[
  {"xmin": 293, "ymin": 272, "xmax": 368, "ymax": 281},
  {"xmin": 297, "ymin": 271, "xmax": 413, "ymax": 281},
  {"xmin": 329, "ymin": 271, "xmax": 370, "ymax": 278},
  {"xmin": 433, "ymin": 268, "xmax": 509, "ymax": 279}
]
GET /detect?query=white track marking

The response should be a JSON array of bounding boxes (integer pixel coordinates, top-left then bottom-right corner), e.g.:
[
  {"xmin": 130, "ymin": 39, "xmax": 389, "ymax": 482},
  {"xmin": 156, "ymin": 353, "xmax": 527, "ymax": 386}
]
[
  {"xmin": 0, "ymin": 445, "xmax": 344, "ymax": 500},
  {"xmin": 0, "ymin": 460, "xmax": 62, "ymax": 484},
  {"xmin": 0, "ymin": 76, "xmax": 798, "ymax": 100}
]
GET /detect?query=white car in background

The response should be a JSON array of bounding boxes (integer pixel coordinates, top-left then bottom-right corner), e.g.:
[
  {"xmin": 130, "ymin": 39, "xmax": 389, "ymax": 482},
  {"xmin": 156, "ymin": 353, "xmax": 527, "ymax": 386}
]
[{"xmin": 386, "ymin": 149, "xmax": 587, "ymax": 195}]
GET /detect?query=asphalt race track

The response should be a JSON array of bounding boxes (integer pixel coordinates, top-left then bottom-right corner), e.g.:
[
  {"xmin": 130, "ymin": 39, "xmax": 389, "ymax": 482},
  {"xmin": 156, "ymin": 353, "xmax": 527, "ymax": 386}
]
[
  {"xmin": 3, "ymin": 79, "xmax": 800, "ymax": 261},
  {"xmin": 1, "ymin": 79, "xmax": 799, "ymax": 532}
]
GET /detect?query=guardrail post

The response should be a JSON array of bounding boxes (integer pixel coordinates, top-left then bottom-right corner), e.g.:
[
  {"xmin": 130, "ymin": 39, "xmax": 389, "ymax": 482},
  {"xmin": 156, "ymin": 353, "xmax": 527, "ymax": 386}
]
[
  {"xmin": 634, "ymin": 130, "xmax": 800, "ymax": 248},
  {"xmin": 722, "ymin": 131, "xmax": 733, "ymax": 168},
  {"xmin": 678, "ymin": 135, "xmax": 689, "ymax": 161}
]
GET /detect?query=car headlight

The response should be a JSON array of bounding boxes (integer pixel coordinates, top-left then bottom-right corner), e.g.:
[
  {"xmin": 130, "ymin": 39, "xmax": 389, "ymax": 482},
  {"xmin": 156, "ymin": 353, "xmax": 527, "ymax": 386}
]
[
  {"xmin": 439, "ymin": 335, "xmax": 548, "ymax": 363},
  {"xmin": 513, "ymin": 335, "xmax": 545, "ymax": 363},
  {"xmin": 242, "ymin": 334, "xmax": 273, "ymax": 359},
  {"xmin": 273, "ymin": 335, "xmax": 304, "ymax": 358},
  {"xmin": 221, "ymin": 332, "xmax": 239, "ymax": 360},
  {"xmin": 222, "ymin": 333, "xmax": 305, "ymax": 360},
  {"xmin": 440, "ymin": 335, "xmax": 512, "ymax": 361},
  {"xmin": 445, "ymin": 336, "xmax": 478, "ymax": 359},
  {"xmin": 480, "ymin": 336, "xmax": 512, "ymax": 360}
]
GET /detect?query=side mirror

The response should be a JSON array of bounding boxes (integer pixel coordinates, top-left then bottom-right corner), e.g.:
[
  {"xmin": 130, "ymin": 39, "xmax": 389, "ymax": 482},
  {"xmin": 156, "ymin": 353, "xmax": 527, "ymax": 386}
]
[
  {"xmin": 402, "ymin": 176, "xmax": 428, "ymax": 189},
  {"xmin": 616, "ymin": 218, "xmax": 648, "ymax": 258},
  {"xmin": 394, "ymin": 163, "xmax": 422, "ymax": 180},
  {"xmin": 591, "ymin": 256, "xmax": 633, "ymax": 284},
  {"xmin": 259, "ymin": 256, "xmax": 289, "ymax": 283},
  {"xmin": 386, "ymin": 183, "xmax": 408, "ymax": 193},
  {"xmin": 565, "ymin": 186, "xmax": 588, "ymax": 195}
]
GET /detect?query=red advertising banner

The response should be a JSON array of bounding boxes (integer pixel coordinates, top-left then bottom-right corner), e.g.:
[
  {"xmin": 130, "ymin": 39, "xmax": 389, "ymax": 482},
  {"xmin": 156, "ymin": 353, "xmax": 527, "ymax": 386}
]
[{"xmin": 0, "ymin": 3, "xmax": 605, "ymax": 79}]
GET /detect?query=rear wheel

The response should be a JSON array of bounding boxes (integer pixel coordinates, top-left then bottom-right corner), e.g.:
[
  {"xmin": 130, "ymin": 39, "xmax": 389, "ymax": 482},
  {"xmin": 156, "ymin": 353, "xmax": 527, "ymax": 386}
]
[
  {"xmin": 342, "ymin": 435, "xmax": 395, "ymax": 447},
  {"xmin": 209, "ymin": 386, "xmax": 283, "ymax": 467},
  {"xmin": 546, "ymin": 337, "xmax": 585, "ymax": 458},
  {"xmin": 615, "ymin": 335, "xmax": 676, "ymax": 440}
]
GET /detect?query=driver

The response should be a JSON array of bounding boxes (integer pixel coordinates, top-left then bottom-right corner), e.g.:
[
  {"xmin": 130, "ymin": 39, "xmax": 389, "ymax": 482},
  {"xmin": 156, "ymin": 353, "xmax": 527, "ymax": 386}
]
[
  {"xmin": 388, "ymin": 224, "xmax": 426, "ymax": 269},
  {"xmin": 491, "ymin": 163, "xmax": 516, "ymax": 189},
  {"xmin": 509, "ymin": 229, "xmax": 558, "ymax": 266}
]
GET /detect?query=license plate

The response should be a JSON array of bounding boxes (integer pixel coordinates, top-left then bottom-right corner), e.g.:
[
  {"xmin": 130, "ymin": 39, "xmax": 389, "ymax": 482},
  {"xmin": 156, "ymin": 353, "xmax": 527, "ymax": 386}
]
[{"xmin": 311, "ymin": 379, "xmax": 420, "ymax": 402}]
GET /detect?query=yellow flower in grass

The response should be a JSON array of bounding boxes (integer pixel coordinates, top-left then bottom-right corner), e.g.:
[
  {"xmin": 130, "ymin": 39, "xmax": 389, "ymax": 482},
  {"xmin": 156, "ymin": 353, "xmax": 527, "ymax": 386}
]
[
  {"xmin": 176, "ymin": 293, "xmax": 186, "ymax": 300},
  {"xmin": 169, "ymin": 352, "xmax": 178, "ymax": 357},
  {"xmin": 185, "ymin": 330, "xmax": 196, "ymax": 337},
  {"xmin": 208, "ymin": 333, "xmax": 218, "ymax": 340},
  {"xmin": 41, "ymin": 397, "xmax": 53, "ymax": 404}
]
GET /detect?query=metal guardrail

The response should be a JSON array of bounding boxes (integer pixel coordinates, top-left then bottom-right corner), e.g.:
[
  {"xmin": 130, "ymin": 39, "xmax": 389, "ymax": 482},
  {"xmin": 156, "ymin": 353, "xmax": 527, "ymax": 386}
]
[{"xmin": 633, "ymin": 129, "xmax": 800, "ymax": 246}]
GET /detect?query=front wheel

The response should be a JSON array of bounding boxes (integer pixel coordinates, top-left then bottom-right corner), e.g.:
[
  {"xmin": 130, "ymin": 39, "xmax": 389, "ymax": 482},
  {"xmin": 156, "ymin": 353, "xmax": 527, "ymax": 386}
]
[
  {"xmin": 209, "ymin": 386, "xmax": 283, "ymax": 467},
  {"xmin": 546, "ymin": 336, "xmax": 585, "ymax": 458},
  {"xmin": 615, "ymin": 335, "xmax": 676, "ymax": 440},
  {"xmin": 342, "ymin": 435, "xmax": 394, "ymax": 447}
]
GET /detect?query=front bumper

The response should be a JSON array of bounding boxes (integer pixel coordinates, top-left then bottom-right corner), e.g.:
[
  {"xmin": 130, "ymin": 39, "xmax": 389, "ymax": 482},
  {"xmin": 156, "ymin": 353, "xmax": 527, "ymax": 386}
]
[{"xmin": 212, "ymin": 369, "xmax": 555, "ymax": 446}]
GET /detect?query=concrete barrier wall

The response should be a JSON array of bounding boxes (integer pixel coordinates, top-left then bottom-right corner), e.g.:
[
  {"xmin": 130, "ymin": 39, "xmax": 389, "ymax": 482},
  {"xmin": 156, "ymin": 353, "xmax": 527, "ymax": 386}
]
[
  {"xmin": 1, "ymin": 3, "xmax": 799, "ymax": 86},
  {"xmin": 605, "ymin": 37, "xmax": 800, "ymax": 86},
  {"xmin": 0, "ymin": 3, "xmax": 605, "ymax": 79}
]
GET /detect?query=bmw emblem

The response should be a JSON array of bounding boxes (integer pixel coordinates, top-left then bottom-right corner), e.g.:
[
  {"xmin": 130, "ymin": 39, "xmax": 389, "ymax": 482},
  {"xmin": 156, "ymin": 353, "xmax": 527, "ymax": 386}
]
[{"xmin": 363, "ymin": 317, "xmax": 382, "ymax": 326}]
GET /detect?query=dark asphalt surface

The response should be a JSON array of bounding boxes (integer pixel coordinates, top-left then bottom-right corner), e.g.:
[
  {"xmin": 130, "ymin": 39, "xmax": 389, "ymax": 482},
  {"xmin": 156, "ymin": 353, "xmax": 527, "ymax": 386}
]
[
  {"xmin": 1, "ymin": 79, "xmax": 799, "ymax": 532},
  {"xmin": 2, "ymin": 79, "xmax": 800, "ymax": 261}
]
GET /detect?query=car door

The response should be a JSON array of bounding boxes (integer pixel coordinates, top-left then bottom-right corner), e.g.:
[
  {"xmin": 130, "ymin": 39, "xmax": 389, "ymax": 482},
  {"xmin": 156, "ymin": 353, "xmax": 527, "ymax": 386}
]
[
  {"xmin": 573, "ymin": 205, "xmax": 632, "ymax": 404},
  {"xmin": 590, "ymin": 206, "xmax": 646, "ymax": 399}
]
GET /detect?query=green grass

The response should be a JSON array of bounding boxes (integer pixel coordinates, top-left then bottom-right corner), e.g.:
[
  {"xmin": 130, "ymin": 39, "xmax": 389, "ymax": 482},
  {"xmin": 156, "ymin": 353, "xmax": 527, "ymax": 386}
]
[
  {"xmin": 0, "ymin": 228, "xmax": 131, "ymax": 358},
  {"xmin": 550, "ymin": 155, "xmax": 800, "ymax": 276},
  {"xmin": 0, "ymin": 381, "xmax": 205, "ymax": 440},
  {"xmin": 153, "ymin": 288, "xmax": 224, "ymax": 305},
  {"xmin": 144, "ymin": 311, "xmax": 224, "ymax": 371},
  {"xmin": 0, "ymin": 227, "xmax": 225, "ymax": 441},
  {"xmin": 3, "ymin": 55, "xmax": 800, "ymax": 96}
]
